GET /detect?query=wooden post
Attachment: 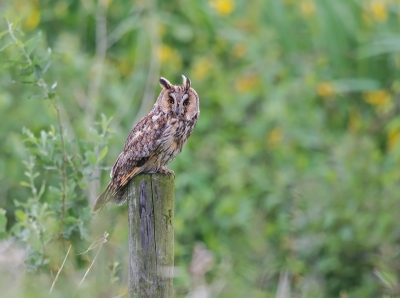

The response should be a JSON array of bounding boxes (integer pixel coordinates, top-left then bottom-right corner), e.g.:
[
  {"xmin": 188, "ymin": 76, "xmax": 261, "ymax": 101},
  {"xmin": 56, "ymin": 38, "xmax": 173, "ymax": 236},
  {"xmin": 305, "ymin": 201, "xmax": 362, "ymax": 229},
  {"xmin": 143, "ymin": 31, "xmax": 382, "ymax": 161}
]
[{"xmin": 126, "ymin": 173, "xmax": 174, "ymax": 297}]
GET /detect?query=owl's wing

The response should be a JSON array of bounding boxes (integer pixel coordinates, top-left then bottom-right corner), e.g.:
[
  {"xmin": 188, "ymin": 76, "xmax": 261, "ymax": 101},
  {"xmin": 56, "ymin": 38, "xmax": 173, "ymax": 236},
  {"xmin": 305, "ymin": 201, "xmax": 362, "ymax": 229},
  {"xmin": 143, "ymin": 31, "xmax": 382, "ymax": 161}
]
[
  {"xmin": 109, "ymin": 112, "xmax": 168, "ymax": 191},
  {"xmin": 94, "ymin": 112, "xmax": 169, "ymax": 212}
]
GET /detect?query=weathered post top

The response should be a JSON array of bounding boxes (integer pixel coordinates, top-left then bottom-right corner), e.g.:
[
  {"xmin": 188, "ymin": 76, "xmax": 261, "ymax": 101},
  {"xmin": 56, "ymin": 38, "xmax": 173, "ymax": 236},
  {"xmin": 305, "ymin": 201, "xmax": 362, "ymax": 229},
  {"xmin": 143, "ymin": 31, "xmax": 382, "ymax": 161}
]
[{"xmin": 126, "ymin": 173, "xmax": 174, "ymax": 298}]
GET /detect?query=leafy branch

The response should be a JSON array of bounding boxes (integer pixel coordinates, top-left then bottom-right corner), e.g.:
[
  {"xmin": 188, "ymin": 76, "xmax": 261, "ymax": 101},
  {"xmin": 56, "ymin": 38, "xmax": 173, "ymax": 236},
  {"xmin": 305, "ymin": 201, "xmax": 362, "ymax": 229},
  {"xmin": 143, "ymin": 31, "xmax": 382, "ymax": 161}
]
[
  {"xmin": 5, "ymin": 20, "xmax": 68, "ymax": 231},
  {"xmin": 2, "ymin": 19, "xmax": 113, "ymax": 272}
]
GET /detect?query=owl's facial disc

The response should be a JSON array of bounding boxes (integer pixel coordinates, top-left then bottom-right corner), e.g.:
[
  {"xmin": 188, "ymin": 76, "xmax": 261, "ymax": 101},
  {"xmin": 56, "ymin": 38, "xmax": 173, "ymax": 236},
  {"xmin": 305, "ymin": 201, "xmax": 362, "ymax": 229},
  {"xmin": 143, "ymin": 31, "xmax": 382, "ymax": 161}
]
[{"xmin": 157, "ymin": 78, "xmax": 199, "ymax": 120}]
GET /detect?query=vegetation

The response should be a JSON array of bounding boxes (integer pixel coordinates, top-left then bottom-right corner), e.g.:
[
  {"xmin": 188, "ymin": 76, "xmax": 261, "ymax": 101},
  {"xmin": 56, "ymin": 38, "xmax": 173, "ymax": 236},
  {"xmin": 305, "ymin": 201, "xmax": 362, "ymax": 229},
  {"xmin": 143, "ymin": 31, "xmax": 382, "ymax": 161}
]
[{"xmin": 1, "ymin": 0, "xmax": 400, "ymax": 297}]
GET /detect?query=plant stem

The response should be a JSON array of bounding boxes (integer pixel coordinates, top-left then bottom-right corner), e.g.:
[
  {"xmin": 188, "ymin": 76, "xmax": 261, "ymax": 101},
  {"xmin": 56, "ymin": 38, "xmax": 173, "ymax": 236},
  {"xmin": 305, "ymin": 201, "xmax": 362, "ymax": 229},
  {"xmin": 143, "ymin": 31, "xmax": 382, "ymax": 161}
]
[
  {"xmin": 49, "ymin": 245, "xmax": 72, "ymax": 293},
  {"xmin": 51, "ymin": 98, "xmax": 68, "ymax": 234}
]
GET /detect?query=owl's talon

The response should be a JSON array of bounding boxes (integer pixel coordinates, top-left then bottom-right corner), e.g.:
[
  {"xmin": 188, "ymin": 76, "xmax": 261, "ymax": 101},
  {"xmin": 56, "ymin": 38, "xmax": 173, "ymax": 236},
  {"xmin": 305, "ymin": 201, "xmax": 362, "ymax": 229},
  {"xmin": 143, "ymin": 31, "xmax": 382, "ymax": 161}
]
[{"xmin": 158, "ymin": 167, "xmax": 175, "ymax": 175}]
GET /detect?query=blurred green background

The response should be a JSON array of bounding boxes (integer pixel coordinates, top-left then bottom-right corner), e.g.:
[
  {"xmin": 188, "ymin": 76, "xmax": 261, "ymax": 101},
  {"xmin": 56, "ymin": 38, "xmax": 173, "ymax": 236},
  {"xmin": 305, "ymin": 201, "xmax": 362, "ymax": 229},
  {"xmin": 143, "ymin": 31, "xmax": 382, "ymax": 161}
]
[{"xmin": 1, "ymin": 0, "xmax": 400, "ymax": 297}]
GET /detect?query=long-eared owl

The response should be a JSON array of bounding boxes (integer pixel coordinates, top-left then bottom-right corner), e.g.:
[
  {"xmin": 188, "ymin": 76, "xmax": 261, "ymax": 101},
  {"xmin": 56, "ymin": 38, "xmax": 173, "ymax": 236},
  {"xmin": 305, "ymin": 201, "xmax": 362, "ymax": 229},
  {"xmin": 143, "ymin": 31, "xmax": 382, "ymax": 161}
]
[{"xmin": 94, "ymin": 75, "xmax": 199, "ymax": 211}]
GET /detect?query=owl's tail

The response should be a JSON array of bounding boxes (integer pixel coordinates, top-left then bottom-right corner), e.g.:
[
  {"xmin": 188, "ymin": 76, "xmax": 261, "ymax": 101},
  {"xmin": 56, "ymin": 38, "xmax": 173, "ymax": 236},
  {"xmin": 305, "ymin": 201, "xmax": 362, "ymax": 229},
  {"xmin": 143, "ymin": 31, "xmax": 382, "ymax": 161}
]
[
  {"xmin": 93, "ymin": 184, "xmax": 129, "ymax": 212},
  {"xmin": 93, "ymin": 185, "xmax": 115, "ymax": 212}
]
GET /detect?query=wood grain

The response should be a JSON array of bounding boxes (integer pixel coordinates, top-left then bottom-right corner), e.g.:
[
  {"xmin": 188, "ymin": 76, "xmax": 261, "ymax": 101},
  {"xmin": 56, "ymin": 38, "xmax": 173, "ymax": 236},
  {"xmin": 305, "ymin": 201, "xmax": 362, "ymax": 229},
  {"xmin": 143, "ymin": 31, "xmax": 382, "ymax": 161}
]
[{"xmin": 127, "ymin": 173, "xmax": 174, "ymax": 297}]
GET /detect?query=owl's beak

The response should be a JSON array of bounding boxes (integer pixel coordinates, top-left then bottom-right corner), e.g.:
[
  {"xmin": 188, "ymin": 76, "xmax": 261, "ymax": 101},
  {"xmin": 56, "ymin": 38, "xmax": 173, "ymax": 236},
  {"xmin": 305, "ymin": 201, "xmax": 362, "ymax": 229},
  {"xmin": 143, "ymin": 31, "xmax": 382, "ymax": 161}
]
[{"xmin": 175, "ymin": 106, "xmax": 181, "ymax": 116}]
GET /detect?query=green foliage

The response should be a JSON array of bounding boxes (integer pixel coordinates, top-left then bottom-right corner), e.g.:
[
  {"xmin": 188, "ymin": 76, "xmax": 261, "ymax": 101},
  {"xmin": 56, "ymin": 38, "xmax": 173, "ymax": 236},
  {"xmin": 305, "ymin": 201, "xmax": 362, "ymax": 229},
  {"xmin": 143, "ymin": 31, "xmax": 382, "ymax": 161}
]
[
  {"xmin": 1, "ymin": 0, "xmax": 400, "ymax": 297},
  {"xmin": 0, "ymin": 208, "xmax": 7, "ymax": 239},
  {"xmin": 0, "ymin": 18, "xmax": 112, "ymax": 275}
]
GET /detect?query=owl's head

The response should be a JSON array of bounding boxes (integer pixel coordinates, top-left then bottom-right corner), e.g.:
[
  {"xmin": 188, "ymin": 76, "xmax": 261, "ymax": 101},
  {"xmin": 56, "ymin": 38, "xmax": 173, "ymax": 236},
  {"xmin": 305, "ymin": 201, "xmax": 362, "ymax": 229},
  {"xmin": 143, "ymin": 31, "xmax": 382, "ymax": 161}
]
[{"xmin": 156, "ymin": 75, "xmax": 199, "ymax": 120}]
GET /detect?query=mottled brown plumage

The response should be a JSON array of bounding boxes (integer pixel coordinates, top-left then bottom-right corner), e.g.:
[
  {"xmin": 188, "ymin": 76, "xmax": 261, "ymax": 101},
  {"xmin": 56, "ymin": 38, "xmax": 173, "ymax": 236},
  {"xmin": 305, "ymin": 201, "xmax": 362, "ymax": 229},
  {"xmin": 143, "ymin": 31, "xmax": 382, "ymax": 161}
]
[{"xmin": 94, "ymin": 75, "xmax": 199, "ymax": 211}]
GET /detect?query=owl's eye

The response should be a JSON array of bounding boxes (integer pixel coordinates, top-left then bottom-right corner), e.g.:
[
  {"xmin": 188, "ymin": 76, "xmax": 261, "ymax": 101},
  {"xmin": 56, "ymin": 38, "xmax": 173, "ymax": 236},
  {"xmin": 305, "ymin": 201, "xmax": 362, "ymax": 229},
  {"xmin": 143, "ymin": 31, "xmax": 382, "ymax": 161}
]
[
  {"xmin": 168, "ymin": 98, "xmax": 174, "ymax": 104},
  {"xmin": 183, "ymin": 99, "xmax": 190, "ymax": 106}
]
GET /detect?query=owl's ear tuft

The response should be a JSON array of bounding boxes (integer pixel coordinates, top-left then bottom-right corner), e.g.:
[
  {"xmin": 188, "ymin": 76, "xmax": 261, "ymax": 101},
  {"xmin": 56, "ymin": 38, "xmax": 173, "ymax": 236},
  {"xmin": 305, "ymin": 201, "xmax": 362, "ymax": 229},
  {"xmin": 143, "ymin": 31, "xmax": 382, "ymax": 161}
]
[
  {"xmin": 182, "ymin": 74, "xmax": 191, "ymax": 90},
  {"xmin": 159, "ymin": 77, "xmax": 173, "ymax": 90}
]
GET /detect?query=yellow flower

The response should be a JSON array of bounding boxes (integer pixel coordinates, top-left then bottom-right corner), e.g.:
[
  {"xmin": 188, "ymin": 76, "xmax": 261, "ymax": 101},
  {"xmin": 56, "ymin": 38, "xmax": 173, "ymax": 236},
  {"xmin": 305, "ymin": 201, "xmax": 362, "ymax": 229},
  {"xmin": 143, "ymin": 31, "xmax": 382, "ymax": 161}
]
[
  {"xmin": 235, "ymin": 74, "xmax": 260, "ymax": 92},
  {"xmin": 232, "ymin": 44, "xmax": 247, "ymax": 58},
  {"xmin": 267, "ymin": 128, "xmax": 283, "ymax": 146},
  {"xmin": 363, "ymin": 90, "xmax": 391, "ymax": 105},
  {"xmin": 317, "ymin": 82, "xmax": 334, "ymax": 97},
  {"xmin": 157, "ymin": 44, "xmax": 182, "ymax": 69},
  {"xmin": 348, "ymin": 108, "xmax": 361, "ymax": 133},
  {"xmin": 191, "ymin": 58, "xmax": 212, "ymax": 80},
  {"xmin": 300, "ymin": 0, "xmax": 315, "ymax": 19},
  {"xmin": 24, "ymin": 5, "xmax": 41, "ymax": 31},
  {"xmin": 210, "ymin": 0, "xmax": 235, "ymax": 16},
  {"xmin": 370, "ymin": 1, "xmax": 387, "ymax": 22},
  {"xmin": 158, "ymin": 45, "xmax": 173, "ymax": 63},
  {"xmin": 388, "ymin": 129, "xmax": 400, "ymax": 150}
]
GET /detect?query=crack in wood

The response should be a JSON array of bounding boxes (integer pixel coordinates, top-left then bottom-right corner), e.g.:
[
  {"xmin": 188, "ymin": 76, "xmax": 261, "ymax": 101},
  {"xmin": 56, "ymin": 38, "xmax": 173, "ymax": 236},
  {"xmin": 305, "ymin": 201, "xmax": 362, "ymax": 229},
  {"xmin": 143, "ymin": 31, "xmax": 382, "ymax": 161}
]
[{"xmin": 128, "ymin": 174, "xmax": 174, "ymax": 297}]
